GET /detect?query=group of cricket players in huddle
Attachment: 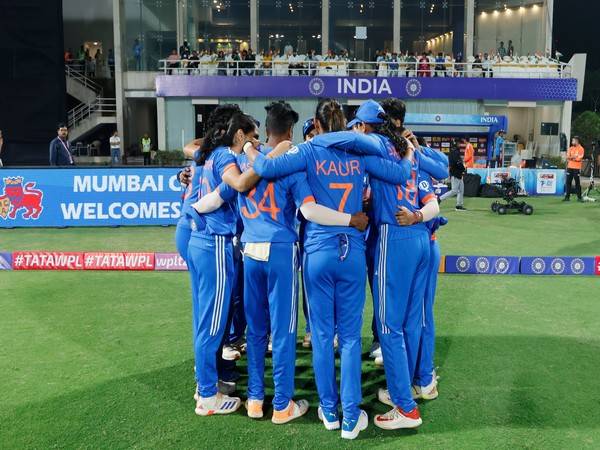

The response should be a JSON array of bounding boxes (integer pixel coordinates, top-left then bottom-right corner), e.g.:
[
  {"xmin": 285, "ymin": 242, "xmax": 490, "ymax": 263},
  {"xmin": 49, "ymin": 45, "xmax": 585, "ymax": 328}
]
[{"xmin": 175, "ymin": 95, "xmax": 448, "ymax": 439}]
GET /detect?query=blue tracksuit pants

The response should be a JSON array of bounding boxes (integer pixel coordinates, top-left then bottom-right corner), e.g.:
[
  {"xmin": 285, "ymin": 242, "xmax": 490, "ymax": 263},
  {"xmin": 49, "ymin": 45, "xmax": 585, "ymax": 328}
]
[
  {"xmin": 175, "ymin": 218, "xmax": 192, "ymax": 262},
  {"xmin": 227, "ymin": 238, "xmax": 246, "ymax": 344},
  {"xmin": 304, "ymin": 238, "xmax": 366, "ymax": 422},
  {"xmin": 187, "ymin": 233, "xmax": 234, "ymax": 398},
  {"xmin": 244, "ymin": 242, "xmax": 298, "ymax": 411},
  {"xmin": 414, "ymin": 239, "xmax": 441, "ymax": 387},
  {"xmin": 374, "ymin": 224, "xmax": 430, "ymax": 412}
]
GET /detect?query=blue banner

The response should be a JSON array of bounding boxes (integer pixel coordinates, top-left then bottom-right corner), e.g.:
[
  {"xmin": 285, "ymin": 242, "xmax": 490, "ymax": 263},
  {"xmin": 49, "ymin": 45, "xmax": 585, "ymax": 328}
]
[
  {"xmin": 467, "ymin": 168, "xmax": 566, "ymax": 196},
  {"xmin": 520, "ymin": 257, "xmax": 596, "ymax": 276},
  {"xmin": 156, "ymin": 75, "xmax": 578, "ymax": 101},
  {"xmin": 0, "ymin": 168, "xmax": 184, "ymax": 227},
  {"xmin": 445, "ymin": 256, "xmax": 520, "ymax": 275},
  {"xmin": 0, "ymin": 252, "xmax": 12, "ymax": 269}
]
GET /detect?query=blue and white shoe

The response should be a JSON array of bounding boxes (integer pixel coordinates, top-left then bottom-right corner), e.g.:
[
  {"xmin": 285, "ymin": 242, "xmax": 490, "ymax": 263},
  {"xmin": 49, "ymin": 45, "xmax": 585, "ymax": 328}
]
[
  {"xmin": 341, "ymin": 410, "xmax": 368, "ymax": 440},
  {"xmin": 317, "ymin": 406, "xmax": 340, "ymax": 430},
  {"xmin": 195, "ymin": 392, "xmax": 241, "ymax": 416}
]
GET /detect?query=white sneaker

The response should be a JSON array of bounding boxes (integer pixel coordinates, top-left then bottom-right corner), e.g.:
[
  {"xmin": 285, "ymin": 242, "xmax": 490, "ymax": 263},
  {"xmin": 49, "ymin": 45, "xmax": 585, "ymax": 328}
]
[
  {"xmin": 195, "ymin": 392, "xmax": 241, "ymax": 416},
  {"xmin": 413, "ymin": 376, "xmax": 438, "ymax": 400},
  {"xmin": 222, "ymin": 345, "xmax": 241, "ymax": 361},
  {"xmin": 374, "ymin": 355, "xmax": 384, "ymax": 367},
  {"xmin": 374, "ymin": 406, "xmax": 422, "ymax": 430},
  {"xmin": 377, "ymin": 388, "xmax": 394, "ymax": 407},
  {"xmin": 245, "ymin": 399, "xmax": 264, "ymax": 419},
  {"xmin": 369, "ymin": 342, "xmax": 381, "ymax": 359},
  {"xmin": 317, "ymin": 406, "xmax": 340, "ymax": 430},
  {"xmin": 271, "ymin": 399, "xmax": 309, "ymax": 424},
  {"xmin": 341, "ymin": 410, "xmax": 369, "ymax": 440}
]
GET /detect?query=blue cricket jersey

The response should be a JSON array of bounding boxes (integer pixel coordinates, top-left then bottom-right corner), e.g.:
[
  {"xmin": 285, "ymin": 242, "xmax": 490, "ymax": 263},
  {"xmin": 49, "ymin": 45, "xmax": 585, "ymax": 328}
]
[
  {"xmin": 237, "ymin": 147, "xmax": 314, "ymax": 243},
  {"xmin": 418, "ymin": 146, "xmax": 449, "ymax": 181},
  {"xmin": 194, "ymin": 146, "xmax": 239, "ymax": 237},
  {"xmin": 180, "ymin": 150, "xmax": 202, "ymax": 218},
  {"xmin": 252, "ymin": 131, "xmax": 412, "ymax": 252}
]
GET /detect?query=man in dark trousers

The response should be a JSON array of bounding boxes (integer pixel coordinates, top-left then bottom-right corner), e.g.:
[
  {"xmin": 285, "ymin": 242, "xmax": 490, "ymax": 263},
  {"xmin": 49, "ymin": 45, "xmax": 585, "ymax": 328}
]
[
  {"xmin": 439, "ymin": 140, "xmax": 467, "ymax": 211},
  {"xmin": 49, "ymin": 123, "xmax": 75, "ymax": 166}
]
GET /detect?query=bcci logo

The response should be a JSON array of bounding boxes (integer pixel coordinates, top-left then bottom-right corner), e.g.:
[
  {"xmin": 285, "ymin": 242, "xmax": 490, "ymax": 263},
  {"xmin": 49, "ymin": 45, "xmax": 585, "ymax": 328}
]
[
  {"xmin": 456, "ymin": 256, "xmax": 470, "ymax": 273},
  {"xmin": 308, "ymin": 77, "xmax": 325, "ymax": 96},
  {"xmin": 570, "ymin": 258, "xmax": 585, "ymax": 275},
  {"xmin": 551, "ymin": 258, "xmax": 565, "ymax": 275},
  {"xmin": 531, "ymin": 258, "xmax": 546, "ymax": 274},
  {"xmin": 0, "ymin": 177, "xmax": 44, "ymax": 220},
  {"xmin": 405, "ymin": 79, "xmax": 422, "ymax": 97},
  {"xmin": 476, "ymin": 257, "xmax": 490, "ymax": 273},
  {"xmin": 495, "ymin": 258, "xmax": 510, "ymax": 274}
]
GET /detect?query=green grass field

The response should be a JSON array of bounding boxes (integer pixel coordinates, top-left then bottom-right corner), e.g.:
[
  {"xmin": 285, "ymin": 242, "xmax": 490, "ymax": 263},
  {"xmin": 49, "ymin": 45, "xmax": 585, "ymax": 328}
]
[{"xmin": 1, "ymin": 197, "xmax": 600, "ymax": 449}]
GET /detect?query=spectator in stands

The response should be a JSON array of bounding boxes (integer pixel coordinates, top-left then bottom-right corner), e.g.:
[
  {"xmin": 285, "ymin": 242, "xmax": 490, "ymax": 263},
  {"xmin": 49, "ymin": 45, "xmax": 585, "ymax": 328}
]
[
  {"xmin": 564, "ymin": 136, "xmax": 585, "ymax": 202},
  {"xmin": 307, "ymin": 49, "xmax": 318, "ymax": 75},
  {"xmin": 230, "ymin": 50, "xmax": 241, "ymax": 76},
  {"xmin": 498, "ymin": 41, "xmax": 507, "ymax": 58},
  {"xmin": 434, "ymin": 52, "xmax": 446, "ymax": 77},
  {"xmin": 455, "ymin": 52, "xmax": 464, "ymax": 77},
  {"xmin": 0, "ymin": 129, "xmax": 4, "ymax": 167},
  {"xmin": 288, "ymin": 50, "xmax": 305, "ymax": 75},
  {"xmin": 133, "ymin": 39, "xmax": 143, "ymax": 70},
  {"xmin": 141, "ymin": 133, "xmax": 152, "ymax": 165},
  {"xmin": 64, "ymin": 48, "xmax": 73, "ymax": 63},
  {"xmin": 95, "ymin": 48, "xmax": 105, "ymax": 78},
  {"xmin": 110, "ymin": 130, "xmax": 121, "ymax": 165},
  {"xmin": 508, "ymin": 40, "xmax": 515, "ymax": 57},
  {"xmin": 462, "ymin": 137, "xmax": 475, "ymax": 168},
  {"xmin": 440, "ymin": 140, "xmax": 467, "ymax": 211},
  {"xmin": 472, "ymin": 54, "xmax": 483, "ymax": 76},
  {"xmin": 167, "ymin": 49, "xmax": 180, "ymax": 74},
  {"xmin": 389, "ymin": 53, "xmax": 399, "ymax": 77},
  {"xmin": 77, "ymin": 45, "xmax": 86, "ymax": 66},
  {"xmin": 179, "ymin": 40, "xmax": 191, "ymax": 60},
  {"xmin": 405, "ymin": 52, "xmax": 417, "ymax": 77},
  {"xmin": 489, "ymin": 130, "xmax": 505, "ymax": 168},
  {"xmin": 261, "ymin": 49, "xmax": 273, "ymax": 75},
  {"xmin": 482, "ymin": 53, "xmax": 493, "ymax": 78},
  {"xmin": 217, "ymin": 50, "xmax": 227, "ymax": 75},
  {"xmin": 49, "ymin": 123, "xmax": 74, "ymax": 166},
  {"xmin": 188, "ymin": 50, "xmax": 200, "ymax": 72},
  {"xmin": 418, "ymin": 53, "xmax": 430, "ymax": 77},
  {"xmin": 84, "ymin": 49, "xmax": 95, "ymax": 77}
]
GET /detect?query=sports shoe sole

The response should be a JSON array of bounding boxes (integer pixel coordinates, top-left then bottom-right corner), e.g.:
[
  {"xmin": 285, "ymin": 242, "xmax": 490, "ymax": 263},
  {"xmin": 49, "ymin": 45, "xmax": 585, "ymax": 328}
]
[{"xmin": 195, "ymin": 399, "xmax": 241, "ymax": 416}]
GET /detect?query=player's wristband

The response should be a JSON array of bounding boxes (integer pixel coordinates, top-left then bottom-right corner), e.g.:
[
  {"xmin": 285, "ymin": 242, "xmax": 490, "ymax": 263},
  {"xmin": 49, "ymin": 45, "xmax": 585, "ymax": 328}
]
[
  {"xmin": 413, "ymin": 210, "xmax": 424, "ymax": 223},
  {"xmin": 242, "ymin": 141, "xmax": 254, "ymax": 154}
]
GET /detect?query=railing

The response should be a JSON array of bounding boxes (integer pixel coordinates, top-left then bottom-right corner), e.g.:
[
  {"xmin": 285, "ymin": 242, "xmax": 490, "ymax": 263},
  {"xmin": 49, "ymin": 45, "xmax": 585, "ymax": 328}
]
[
  {"xmin": 65, "ymin": 64, "xmax": 104, "ymax": 94},
  {"xmin": 67, "ymin": 98, "xmax": 116, "ymax": 130},
  {"xmin": 157, "ymin": 59, "xmax": 572, "ymax": 79}
]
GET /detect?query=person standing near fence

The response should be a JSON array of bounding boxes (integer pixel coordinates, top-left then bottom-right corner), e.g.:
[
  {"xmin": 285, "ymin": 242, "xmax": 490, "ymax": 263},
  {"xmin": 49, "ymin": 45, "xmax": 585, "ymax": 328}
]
[
  {"xmin": 439, "ymin": 141, "xmax": 466, "ymax": 211},
  {"xmin": 141, "ymin": 133, "xmax": 152, "ymax": 165},
  {"xmin": 49, "ymin": 123, "xmax": 75, "ymax": 166},
  {"xmin": 563, "ymin": 136, "xmax": 585, "ymax": 202},
  {"xmin": 109, "ymin": 131, "xmax": 121, "ymax": 165}
]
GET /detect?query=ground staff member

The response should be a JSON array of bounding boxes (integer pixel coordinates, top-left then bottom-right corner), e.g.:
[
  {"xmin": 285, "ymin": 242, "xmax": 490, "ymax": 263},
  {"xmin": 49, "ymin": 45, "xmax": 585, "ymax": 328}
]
[
  {"xmin": 109, "ymin": 131, "xmax": 121, "ymax": 165},
  {"xmin": 564, "ymin": 136, "xmax": 584, "ymax": 202},
  {"xmin": 187, "ymin": 113, "xmax": 264, "ymax": 417},
  {"xmin": 439, "ymin": 141, "xmax": 467, "ymax": 211},
  {"xmin": 248, "ymin": 98, "xmax": 413, "ymax": 440},
  {"xmin": 141, "ymin": 133, "xmax": 152, "ymax": 165}
]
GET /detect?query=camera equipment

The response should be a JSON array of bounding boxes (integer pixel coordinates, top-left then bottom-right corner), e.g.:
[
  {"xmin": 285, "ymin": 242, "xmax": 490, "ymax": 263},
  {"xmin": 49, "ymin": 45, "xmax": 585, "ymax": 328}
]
[{"xmin": 490, "ymin": 175, "xmax": 534, "ymax": 215}]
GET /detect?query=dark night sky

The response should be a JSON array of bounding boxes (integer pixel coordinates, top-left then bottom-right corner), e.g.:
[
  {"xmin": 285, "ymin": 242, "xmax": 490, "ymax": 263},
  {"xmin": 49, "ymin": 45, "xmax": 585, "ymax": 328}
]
[{"xmin": 554, "ymin": 0, "xmax": 600, "ymax": 69}]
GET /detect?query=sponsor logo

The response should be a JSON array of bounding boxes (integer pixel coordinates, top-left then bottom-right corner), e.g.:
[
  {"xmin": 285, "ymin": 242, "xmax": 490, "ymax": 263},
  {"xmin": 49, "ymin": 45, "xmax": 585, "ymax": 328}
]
[
  {"xmin": 337, "ymin": 78, "xmax": 392, "ymax": 95},
  {"xmin": 13, "ymin": 252, "xmax": 84, "ymax": 270},
  {"xmin": 405, "ymin": 79, "xmax": 422, "ymax": 97},
  {"xmin": 419, "ymin": 180, "xmax": 430, "ymax": 191},
  {"xmin": 287, "ymin": 146, "xmax": 300, "ymax": 155},
  {"xmin": 0, "ymin": 177, "xmax": 44, "ymax": 220},
  {"xmin": 456, "ymin": 256, "xmax": 470, "ymax": 273},
  {"xmin": 596, "ymin": 257, "xmax": 600, "ymax": 276},
  {"xmin": 308, "ymin": 77, "xmax": 325, "ymax": 96},
  {"xmin": 155, "ymin": 253, "xmax": 188, "ymax": 271},
  {"xmin": 83, "ymin": 252, "xmax": 155, "ymax": 270}
]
